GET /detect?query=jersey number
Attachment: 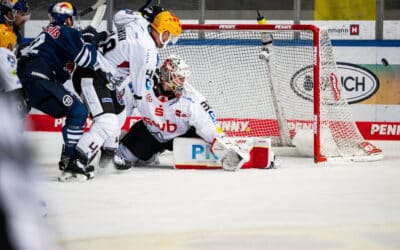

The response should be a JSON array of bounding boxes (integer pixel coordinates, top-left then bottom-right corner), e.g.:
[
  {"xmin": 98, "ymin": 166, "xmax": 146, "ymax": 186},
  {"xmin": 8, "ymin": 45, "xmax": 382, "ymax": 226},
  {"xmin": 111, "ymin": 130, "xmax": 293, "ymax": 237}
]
[
  {"xmin": 21, "ymin": 33, "xmax": 46, "ymax": 56},
  {"xmin": 99, "ymin": 37, "xmax": 116, "ymax": 55}
]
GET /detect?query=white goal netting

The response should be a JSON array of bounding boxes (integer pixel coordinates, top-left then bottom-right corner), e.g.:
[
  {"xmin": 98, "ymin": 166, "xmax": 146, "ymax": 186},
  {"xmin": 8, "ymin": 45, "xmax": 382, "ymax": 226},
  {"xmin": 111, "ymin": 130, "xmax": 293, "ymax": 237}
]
[{"xmin": 160, "ymin": 24, "xmax": 382, "ymax": 162}]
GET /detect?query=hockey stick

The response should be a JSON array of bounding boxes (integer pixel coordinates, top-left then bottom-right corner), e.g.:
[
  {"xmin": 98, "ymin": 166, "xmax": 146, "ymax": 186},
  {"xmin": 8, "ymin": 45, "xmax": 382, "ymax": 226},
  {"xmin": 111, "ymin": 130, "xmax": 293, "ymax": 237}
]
[
  {"xmin": 90, "ymin": 3, "xmax": 107, "ymax": 29},
  {"xmin": 79, "ymin": 0, "xmax": 107, "ymax": 17},
  {"xmin": 138, "ymin": 0, "xmax": 154, "ymax": 12}
]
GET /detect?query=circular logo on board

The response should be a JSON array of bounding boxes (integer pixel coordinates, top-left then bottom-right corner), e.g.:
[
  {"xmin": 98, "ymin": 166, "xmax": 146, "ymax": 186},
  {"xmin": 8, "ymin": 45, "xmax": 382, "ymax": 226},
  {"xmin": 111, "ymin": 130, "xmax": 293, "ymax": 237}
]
[{"xmin": 62, "ymin": 95, "xmax": 73, "ymax": 107}]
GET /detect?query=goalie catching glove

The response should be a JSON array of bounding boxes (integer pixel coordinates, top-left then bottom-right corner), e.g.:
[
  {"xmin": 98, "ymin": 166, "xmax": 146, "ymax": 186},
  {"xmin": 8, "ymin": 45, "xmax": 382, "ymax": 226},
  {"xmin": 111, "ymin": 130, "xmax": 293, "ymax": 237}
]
[{"xmin": 210, "ymin": 138, "xmax": 250, "ymax": 171}]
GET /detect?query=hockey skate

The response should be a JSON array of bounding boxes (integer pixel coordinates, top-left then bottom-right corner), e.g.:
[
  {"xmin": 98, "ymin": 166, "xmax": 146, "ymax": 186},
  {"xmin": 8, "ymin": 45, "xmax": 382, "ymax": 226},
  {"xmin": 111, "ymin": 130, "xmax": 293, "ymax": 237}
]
[
  {"xmin": 58, "ymin": 157, "xmax": 95, "ymax": 182},
  {"xmin": 98, "ymin": 147, "xmax": 116, "ymax": 168},
  {"xmin": 58, "ymin": 145, "xmax": 72, "ymax": 171}
]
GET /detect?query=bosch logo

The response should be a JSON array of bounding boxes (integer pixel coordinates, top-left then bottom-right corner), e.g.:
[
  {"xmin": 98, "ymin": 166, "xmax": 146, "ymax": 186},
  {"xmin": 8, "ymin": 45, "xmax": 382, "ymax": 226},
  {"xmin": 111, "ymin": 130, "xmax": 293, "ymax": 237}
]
[
  {"xmin": 336, "ymin": 62, "xmax": 379, "ymax": 104},
  {"xmin": 290, "ymin": 62, "xmax": 379, "ymax": 104}
]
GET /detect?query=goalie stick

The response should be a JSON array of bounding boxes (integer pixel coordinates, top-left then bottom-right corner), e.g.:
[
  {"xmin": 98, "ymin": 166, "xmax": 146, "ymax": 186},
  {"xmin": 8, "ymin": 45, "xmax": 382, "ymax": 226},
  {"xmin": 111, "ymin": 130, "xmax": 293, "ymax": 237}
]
[
  {"xmin": 138, "ymin": 0, "xmax": 155, "ymax": 13},
  {"xmin": 79, "ymin": 0, "xmax": 107, "ymax": 17},
  {"xmin": 78, "ymin": 0, "xmax": 107, "ymax": 29}
]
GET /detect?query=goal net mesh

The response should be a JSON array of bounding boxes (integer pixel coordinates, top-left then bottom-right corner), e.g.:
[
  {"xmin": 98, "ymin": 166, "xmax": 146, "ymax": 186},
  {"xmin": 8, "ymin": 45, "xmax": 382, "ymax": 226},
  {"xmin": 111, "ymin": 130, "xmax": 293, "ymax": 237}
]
[{"xmin": 159, "ymin": 24, "xmax": 381, "ymax": 161}]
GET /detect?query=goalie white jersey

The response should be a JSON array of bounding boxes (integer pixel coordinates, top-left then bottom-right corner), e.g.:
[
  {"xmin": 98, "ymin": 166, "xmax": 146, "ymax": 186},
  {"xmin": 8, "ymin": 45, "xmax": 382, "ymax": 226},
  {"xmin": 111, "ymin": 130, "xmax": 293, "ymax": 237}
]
[
  {"xmin": 127, "ymin": 76, "xmax": 225, "ymax": 143},
  {"xmin": 0, "ymin": 47, "xmax": 21, "ymax": 93},
  {"xmin": 98, "ymin": 9, "xmax": 159, "ymax": 89}
]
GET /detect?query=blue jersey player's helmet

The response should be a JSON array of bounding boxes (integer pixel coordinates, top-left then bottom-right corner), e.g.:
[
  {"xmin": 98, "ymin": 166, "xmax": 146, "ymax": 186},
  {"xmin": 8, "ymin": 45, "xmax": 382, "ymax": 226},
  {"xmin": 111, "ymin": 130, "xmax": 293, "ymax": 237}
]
[
  {"xmin": 13, "ymin": 0, "xmax": 29, "ymax": 13},
  {"xmin": 48, "ymin": 1, "xmax": 77, "ymax": 26}
]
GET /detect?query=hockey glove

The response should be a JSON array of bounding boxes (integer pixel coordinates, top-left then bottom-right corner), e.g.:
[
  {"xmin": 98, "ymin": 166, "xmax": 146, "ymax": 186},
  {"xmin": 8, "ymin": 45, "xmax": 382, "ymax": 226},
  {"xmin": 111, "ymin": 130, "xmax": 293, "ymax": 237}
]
[
  {"xmin": 81, "ymin": 25, "xmax": 100, "ymax": 45},
  {"xmin": 140, "ymin": 5, "xmax": 166, "ymax": 23},
  {"xmin": 211, "ymin": 138, "xmax": 250, "ymax": 171}
]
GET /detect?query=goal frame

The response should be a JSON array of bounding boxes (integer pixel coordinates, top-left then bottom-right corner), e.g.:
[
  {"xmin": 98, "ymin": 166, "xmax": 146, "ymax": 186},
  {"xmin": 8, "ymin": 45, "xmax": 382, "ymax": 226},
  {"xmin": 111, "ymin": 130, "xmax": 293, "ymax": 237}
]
[{"xmin": 180, "ymin": 24, "xmax": 326, "ymax": 163}]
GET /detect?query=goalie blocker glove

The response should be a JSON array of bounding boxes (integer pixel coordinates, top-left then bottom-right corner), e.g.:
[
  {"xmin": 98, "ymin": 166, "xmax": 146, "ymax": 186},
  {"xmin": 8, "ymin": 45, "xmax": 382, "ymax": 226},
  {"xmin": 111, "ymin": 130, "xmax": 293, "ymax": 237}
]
[{"xmin": 210, "ymin": 138, "xmax": 250, "ymax": 171}]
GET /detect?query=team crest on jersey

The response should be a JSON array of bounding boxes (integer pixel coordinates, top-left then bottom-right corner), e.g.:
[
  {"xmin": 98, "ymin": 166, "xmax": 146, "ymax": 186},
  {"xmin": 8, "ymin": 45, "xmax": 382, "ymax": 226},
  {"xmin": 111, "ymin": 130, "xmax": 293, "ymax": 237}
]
[
  {"xmin": 62, "ymin": 95, "xmax": 73, "ymax": 107},
  {"xmin": 7, "ymin": 54, "xmax": 16, "ymax": 67},
  {"xmin": 116, "ymin": 89, "xmax": 125, "ymax": 105}
]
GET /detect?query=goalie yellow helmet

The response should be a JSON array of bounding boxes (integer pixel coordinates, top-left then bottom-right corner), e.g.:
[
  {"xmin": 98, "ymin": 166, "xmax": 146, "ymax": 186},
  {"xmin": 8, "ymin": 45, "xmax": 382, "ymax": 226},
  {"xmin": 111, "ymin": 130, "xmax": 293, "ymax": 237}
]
[
  {"xmin": 0, "ymin": 24, "xmax": 17, "ymax": 50},
  {"xmin": 151, "ymin": 11, "xmax": 182, "ymax": 37}
]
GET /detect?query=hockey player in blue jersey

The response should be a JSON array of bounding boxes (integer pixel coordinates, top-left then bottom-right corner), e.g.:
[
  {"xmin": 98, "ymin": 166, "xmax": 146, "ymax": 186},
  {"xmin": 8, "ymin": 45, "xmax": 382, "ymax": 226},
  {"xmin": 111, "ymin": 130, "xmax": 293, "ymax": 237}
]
[{"xmin": 17, "ymin": 1, "xmax": 99, "ymax": 180}]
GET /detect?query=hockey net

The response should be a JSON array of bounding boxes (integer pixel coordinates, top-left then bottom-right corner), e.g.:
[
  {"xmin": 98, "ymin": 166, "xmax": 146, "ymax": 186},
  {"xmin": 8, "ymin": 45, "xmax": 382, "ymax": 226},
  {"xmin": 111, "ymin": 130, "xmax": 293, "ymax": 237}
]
[{"xmin": 160, "ymin": 24, "xmax": 383, "ymax": 163}]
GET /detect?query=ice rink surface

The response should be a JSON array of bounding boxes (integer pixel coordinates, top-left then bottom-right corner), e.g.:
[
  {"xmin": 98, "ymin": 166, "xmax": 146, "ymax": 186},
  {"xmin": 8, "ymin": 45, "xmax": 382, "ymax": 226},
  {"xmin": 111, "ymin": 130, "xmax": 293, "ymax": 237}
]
[{"xmin": 28, "ymin": 132, "xmax": 400, "ymax": 250}]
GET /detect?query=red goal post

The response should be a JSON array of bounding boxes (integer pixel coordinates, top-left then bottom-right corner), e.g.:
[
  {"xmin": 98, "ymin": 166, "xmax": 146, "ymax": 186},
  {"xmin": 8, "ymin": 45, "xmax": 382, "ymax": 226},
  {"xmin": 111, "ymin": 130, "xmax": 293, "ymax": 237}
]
[{"xmin": 160, "ymin": 24, "xmax": 383, "ymax": 163}]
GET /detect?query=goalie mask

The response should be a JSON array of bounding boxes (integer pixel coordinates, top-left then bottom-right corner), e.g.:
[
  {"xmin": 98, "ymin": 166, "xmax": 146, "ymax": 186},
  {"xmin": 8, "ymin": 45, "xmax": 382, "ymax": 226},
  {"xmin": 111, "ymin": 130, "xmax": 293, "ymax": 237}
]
[{"xmin": 160, "ymin": 55, "xmax": 190, "ymax": 96}]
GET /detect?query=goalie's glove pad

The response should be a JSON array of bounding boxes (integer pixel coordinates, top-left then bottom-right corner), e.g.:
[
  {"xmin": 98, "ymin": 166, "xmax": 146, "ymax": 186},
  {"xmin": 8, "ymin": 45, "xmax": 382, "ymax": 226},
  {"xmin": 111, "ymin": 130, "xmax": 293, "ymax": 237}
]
[
  {"xmin": 81, "ymin": 25, "xmax": 100, "ymax": 45},
  {"xmin": 211, "ymin": 138, "xmax": 250, "ymax": 171},
  {"xmin": 140, "ymin": 5, "xmax": 166, "ymax": 23}
]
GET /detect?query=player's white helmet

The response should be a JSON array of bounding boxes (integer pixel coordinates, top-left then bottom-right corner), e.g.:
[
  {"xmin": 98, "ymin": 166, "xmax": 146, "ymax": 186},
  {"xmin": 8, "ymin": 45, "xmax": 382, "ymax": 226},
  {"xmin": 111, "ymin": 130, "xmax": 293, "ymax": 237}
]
[{"xmin": 160, "ymin": 55, "xmax": 191, "ymax": 94}]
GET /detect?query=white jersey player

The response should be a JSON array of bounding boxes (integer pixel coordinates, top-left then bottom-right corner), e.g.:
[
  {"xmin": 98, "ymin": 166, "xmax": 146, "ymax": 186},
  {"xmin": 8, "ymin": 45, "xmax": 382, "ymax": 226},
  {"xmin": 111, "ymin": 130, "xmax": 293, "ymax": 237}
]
[
  {"xmin": 68, "ymin": 7, "xmax": 183, "ymax": 179},
  {"xmin": 114, "ymin": 55, "xmax": 249, "ymax": 171},
  {"xmin": 0, "ymin": 23, "xmax": 29, "ymax": 122}
]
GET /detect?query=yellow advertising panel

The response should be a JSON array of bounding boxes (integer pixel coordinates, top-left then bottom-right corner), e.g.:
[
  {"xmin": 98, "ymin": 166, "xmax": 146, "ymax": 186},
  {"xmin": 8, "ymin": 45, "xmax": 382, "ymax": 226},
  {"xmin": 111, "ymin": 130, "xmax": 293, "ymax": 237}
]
[{"xmin": 314, "ymin": 0, "xmax": 376, "ymax": 20}]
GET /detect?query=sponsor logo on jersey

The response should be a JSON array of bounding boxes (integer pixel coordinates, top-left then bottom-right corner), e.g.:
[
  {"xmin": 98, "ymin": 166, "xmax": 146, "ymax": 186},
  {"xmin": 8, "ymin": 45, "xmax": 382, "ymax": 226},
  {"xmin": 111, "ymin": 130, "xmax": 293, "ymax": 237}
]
[
  {"xmin": 43, "ymin": 25, "xmax": 60, "ymax": 39},
  {"xmin": 175, "ymin": 110, "xmax": 187, "ymax": 117},
  {"xmin": 62, "ymin": 95, "xmax": 73, "ymax": 107},
  {"xmin": 101, "ymin": 97, "xmax": 113, "ymax": 104},
  {"xmin": 290, "ymin": 62, "xmax": 379, "ymax": 104},
  {"xmin": 155, "ymin": 105, "xmax": 163, "ymax": 116},
  {"xmin": 208, "ymin": 110, "xmax": 218, "ymax": 124},
  {"xmin": 200, "ymin": 101, "xmax": 211, "ymax": 112},
  {"xmin": 143, "ymin": 117, "xmax": 177, "ymax": 133},
  {"xmin": 200, "ymin": 100, "xmax": 218, "ymax": 124}
]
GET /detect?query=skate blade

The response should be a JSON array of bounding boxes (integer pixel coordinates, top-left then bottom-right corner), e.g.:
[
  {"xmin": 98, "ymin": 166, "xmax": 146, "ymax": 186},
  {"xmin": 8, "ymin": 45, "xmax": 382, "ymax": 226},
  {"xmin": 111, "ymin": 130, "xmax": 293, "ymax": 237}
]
[{"xmin": 58, "ymin": 171, "xmax": 94, "ymax": 182}]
